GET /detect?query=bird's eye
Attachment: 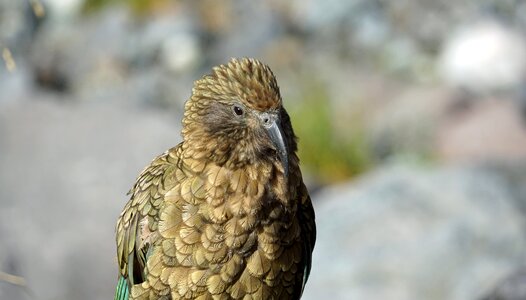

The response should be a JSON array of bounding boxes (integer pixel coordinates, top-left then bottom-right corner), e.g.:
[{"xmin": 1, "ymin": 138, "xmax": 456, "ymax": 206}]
[{"xmin": 233, "ymin": 105, "xmax": 244, "ymax": 116}]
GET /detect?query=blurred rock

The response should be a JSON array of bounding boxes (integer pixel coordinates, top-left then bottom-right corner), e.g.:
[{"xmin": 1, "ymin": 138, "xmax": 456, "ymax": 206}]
[
  {"xmin": 137, "ymin": 10, "xmax": 200, "ymax": 73},
  {"xmin": 481, "ymin": 268, "xmax": 526, "ymax": 300},
  {"xmin": 0, "ymin": 1, "xmax": 27, "ymax": 44},
  {"xmin": 303, "ymin": 163, "xmax": 526, "ymax": 300},
  {"xmin": 367, "ymin": 86, "xmax": 455, "ymax": 161},
  {"xmin": 28, "ymin": 5, "xmax": 201, "ymax": 108},
  {"xmin": 0, "ymin": 0, "xmax": 40, "ymax": 56},
  {"xmin": 287, "ymin": 0, "xmax": 360, "ymax": 31},
  {"xmin": 0, "ymin": 226, "xmax": 28, "ymax": 300},
  {"xmin": 439, "ymin": 21, "xmax": 526, "ymax": 94},
  {"xmin": 205, "ymin": 1, "xmax": 281, "ymax": 63},
  {"xmin": 438, "ymin": 98, "xmax": 526, "ymax": 162},
  {"xmin": 0, "ymin": 100, "xmax": 181, "ymax": 300},
  {"xmin": 42, "ymin": 0, "xmax": 84, "ymax": 22},
  {"xmin": 30, "ymin": 6, "xmax": 134, "ymax": 94},
  {"xmin": 0, "ymin": 63, "xmax": 33, "ymax": 105},
  {"xmin": 355, "ymin": 82, "xmax": 526, "ymax": 164},
  {"xmin": 278, "ymin": 0, "xmax": 526, "ymax": 78},
  {"xmin": 160, "ymin": 32, "xmax": 200, "ymax": 74}
]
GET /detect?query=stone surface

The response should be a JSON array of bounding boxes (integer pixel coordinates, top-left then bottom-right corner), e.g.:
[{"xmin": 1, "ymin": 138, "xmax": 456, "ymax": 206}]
[
  {"xmin": 437, "ymin": 98, "xmax": 526, "ymax": 162},
  {"xmin": 303, "ymin": 163, "xmax": 526, "ymax": 300},
  {"xmin": 0, "ymin": 100, "xmax": 181, "ymax": 300},
  {"xmin": 439, "ymin": 21, "xmax": 526, "ymax": 93},
  {"xmin": 481, "ymin": 268, "xmax": 526, "ymax": 300},
  {"xmin": 367, "ymin": 86, "xmax": 455, "ymax": 161}
]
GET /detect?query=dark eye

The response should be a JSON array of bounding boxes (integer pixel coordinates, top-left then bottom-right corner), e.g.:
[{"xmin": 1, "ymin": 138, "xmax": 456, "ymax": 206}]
[{"xmin": 233, "ymin": 105, "xmax": 244, "ymax": 116}]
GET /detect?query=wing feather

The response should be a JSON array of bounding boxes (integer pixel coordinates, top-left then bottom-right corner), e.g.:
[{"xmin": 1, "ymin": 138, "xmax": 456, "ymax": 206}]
[
  {"xmin": 298, "ymin": 183, "xmax": 316, "ymax": 295},
  {"xmin": 115, "ymin": 145, "xmax": 183, "ymax": 286}
]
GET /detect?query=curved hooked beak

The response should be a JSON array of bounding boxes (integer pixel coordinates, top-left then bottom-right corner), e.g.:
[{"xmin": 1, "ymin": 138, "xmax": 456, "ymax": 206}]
[{"xmin": 261, "ymin": 113, "xmax": 288, "ymax": 177}]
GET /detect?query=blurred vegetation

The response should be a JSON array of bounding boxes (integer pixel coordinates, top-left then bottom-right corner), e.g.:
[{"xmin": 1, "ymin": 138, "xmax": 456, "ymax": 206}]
[
  {"xmin": 287, "ymin": 80, "xmax": 372, "ymax": 184},
  {"xmin": 83, "ymin": 0, "xmax": 171, "ymax": 14}
]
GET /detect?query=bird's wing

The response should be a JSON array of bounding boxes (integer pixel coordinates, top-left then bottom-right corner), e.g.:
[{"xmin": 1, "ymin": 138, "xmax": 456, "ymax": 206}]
[
  {"xmin": 298, "ymin": 182, "xmax": 316, "ymax": 295},
  {"xmin": 115, "ymin": 146, "xmax": 182, "ymax": 287}
]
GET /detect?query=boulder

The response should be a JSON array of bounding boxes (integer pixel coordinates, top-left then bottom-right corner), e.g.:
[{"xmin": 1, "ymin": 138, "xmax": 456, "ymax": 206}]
[
  {"xmin": 303, "ymin": 163, "xmax": 526, "ymax": 300},
  {"xmin": 0, "ymin": 100, "xmax": 181, "ymax": 300}
]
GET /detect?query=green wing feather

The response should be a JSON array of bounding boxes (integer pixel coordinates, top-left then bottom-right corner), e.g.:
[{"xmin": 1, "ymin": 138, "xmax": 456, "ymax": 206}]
[
  {"xmin": 114, "ymin": 147, "xmax": 182, "ymax": 299},
  {"xmin": 114, "ymin": 276, "xmax": 129, "ymax": 300}
]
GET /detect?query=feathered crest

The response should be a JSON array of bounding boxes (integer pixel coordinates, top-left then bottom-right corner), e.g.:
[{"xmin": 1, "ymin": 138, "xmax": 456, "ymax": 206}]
[{"xmin": 192, "ymin": 58, "xmax": 282, "ymax": 111}]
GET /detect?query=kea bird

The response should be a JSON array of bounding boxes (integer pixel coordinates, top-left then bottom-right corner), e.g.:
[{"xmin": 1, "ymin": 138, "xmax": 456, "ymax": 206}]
[{"xmin": 115, "ymin": 58, "xmax": 316, "ymax": 300}]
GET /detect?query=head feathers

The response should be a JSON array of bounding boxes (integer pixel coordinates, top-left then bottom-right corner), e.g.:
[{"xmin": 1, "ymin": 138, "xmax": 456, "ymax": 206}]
[
  {"xmin": 181, "ymin": 58, "xmax": 289, "ymax": 169},
  {"xmin": 192, "ymin": 58, "xmax": 282, "ymax": 111}
]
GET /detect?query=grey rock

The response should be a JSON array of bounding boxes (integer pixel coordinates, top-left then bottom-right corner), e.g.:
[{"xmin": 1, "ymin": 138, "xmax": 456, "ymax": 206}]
[
  {"xmin": 29, "ymin": 6, "xmax": 135, "ymax": 94},
  {"xmin": 137, "ymin": 12, "xmax": 200, "ymax": 74},
  {"xmin": 206, "ymin": 0, "xmax": 282, "ymax": 63},
  {"xmin": 0, "ymin": 100, "xmax": 181, "ymax": 300},
  {"xmin": 481, "ymin": 268, "xmax": 526, "ymax": 300},
  {"xmin": 0, "ymin": 225, "xmax": 29, "ymax": 300},
  {"xmin": 0, "ymin": 0, "xmax": 39, "ymax": 57},
  {"xmin": 367, "ymin": 86, "xmax": 455, "ymax": 161},
  {"xmin": 0, "ymin": 63, "xmax": 33, "ymax": 105},
  {"xmin": 303, "ymin": 164, "xmax": 526, "ymax": 300},
  {"xmin": 27, "ymin": 5, "xmax": 200, "ymax": 109}
]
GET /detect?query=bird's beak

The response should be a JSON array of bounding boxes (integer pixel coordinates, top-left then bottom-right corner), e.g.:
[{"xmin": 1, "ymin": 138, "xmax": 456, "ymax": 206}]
[{"xmin": 264, "ymin": 118, "xmax": 288, "ymax": 177}]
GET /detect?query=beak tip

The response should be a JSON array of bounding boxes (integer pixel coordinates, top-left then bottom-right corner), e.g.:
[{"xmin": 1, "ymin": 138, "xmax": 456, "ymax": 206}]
[{"xmin": 265, "ymin": 120, "xmax": 289, "ymax": 177}]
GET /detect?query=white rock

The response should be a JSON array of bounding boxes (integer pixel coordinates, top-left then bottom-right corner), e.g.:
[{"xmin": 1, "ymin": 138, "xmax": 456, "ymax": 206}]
[
  {"xmin": 42, "ymin": 0, "xmax": 83, "ymax": 21},
  {"xmin": 160, "ymin": 32, "xmax": 200, "ymax": 74},
  {"xmin": 439, "ymin": 20, "xmax": 526, "ymax": 93}
]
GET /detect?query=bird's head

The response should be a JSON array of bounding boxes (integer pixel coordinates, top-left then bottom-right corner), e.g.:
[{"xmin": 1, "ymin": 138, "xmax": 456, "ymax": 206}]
[{"xmin": 181, "ymin": 58, "xmax": 296, "ymax": 175}]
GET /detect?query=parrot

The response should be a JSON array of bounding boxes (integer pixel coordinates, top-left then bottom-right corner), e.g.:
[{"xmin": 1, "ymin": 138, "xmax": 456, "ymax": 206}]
[{"xmin": 115, "ymin": 57, "xmax": 316, "ymax": 299}]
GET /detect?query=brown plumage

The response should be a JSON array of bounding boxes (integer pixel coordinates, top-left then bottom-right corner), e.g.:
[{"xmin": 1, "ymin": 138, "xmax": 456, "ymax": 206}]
[{"xmin": 115, "ymin": 58, "xmax": 316, "ymax": 300}]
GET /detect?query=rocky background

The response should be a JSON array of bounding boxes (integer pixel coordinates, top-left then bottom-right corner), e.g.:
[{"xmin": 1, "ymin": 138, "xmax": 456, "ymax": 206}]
[{"xmin": 1, "ymin": 0, "xmax": 526, "ymax": 299}]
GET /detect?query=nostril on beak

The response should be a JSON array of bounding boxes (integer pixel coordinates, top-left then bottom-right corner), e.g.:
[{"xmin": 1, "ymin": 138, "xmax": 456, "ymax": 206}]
[{"xmin": 260, "ymin": 113, "xmax": 274, "ymax": 127}]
